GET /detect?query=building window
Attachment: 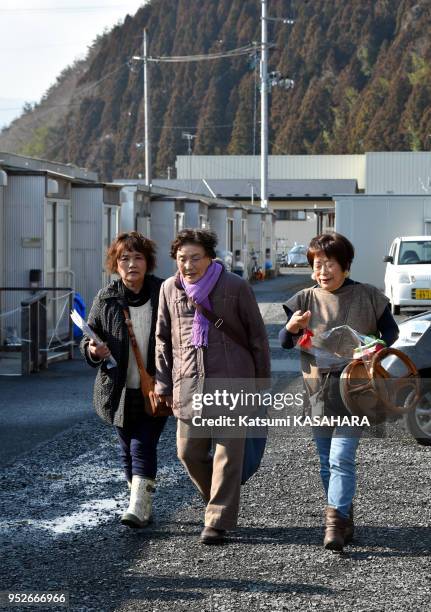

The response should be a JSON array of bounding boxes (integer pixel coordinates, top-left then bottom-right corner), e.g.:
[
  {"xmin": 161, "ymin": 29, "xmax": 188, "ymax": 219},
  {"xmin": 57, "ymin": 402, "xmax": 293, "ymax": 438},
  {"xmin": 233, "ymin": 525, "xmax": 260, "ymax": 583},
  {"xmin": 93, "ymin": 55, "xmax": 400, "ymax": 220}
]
[{"xmin": 274, "ymin": 209, "xmax": 307, "ymax": 221}]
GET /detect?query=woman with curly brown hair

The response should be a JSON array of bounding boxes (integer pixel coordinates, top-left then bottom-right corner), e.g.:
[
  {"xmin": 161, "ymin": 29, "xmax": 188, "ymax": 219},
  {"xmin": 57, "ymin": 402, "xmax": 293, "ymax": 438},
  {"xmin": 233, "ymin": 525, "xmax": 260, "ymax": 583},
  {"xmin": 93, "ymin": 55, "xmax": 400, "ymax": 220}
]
[{"xmin": 81, "ymin": 232, "xmax": 167, "ymax": 529}]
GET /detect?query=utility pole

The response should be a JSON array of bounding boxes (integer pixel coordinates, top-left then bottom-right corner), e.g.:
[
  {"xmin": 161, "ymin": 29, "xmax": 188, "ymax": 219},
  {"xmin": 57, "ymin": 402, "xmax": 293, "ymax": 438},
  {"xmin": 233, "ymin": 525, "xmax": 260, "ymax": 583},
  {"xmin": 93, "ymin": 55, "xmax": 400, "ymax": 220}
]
[
  {"xmin": 143, "ymin": 29, "xmax": 151, "ymax": 186},
  {"xmin": 259, "ymin": 2, "xmax": 294, "ymax": 210},
  {"xmin": 260, "ymin": 0, "xmax": 269, "ymax": 210}
]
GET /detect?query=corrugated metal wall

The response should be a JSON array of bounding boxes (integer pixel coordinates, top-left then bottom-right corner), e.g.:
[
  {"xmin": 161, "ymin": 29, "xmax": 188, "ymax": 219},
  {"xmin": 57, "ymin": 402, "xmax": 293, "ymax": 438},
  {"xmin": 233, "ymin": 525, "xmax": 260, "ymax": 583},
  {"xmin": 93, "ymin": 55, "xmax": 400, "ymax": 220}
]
[
  {"xmin": 3, "ymin": 175, "xmax": 45, "ymax": 340},
  {"xmin": 366, "ymin": 152, "xmax": 431, "ymax": 194},
  {"xmin": 0, "ymin": 185, "xmax": 4, "ymax": 342},
  {"xmin": 176, "ymin": 155, "xmax": 366, "ymax": 189},
  {"xmin": 0, "ymin": 186, "xmax": 4, "ymax": 290},
  {"xmin": 150, "ymin": 199, "xmax": 177, "ymax": 279},
  {"xmin": 71, "ymin": 187, "xmax": 103, "ymax": 313}
]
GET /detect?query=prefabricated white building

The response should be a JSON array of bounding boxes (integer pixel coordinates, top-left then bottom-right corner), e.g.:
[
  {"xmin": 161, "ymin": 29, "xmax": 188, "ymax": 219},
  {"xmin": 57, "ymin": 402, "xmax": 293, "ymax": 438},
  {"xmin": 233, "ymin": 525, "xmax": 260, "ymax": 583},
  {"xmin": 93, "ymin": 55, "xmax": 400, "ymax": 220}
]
[
  {"xmin": 175, "ymin": 155, "xmax": 366, "ymax": 189},
  {"xmin": 71, "ymin": 183, "xmax": 122, "ymax": 310},
  {"xmin": 247, "ymin": 209, "xmax": 268, "ymax": 270},
  {"xmin": 152, "ymin": 177, "xmax": 353, "ymax": 252},
  {"xmin": 0, "ymin": 170, "xmax": 74, "ymax": 338},
  {"xmin": 175, "ymin": 151, "xmax": 431, "ymax": 196},
  {"xmin": 118, "ymin": 180, "xmax": 210, "ymax": 238},
  {"xmin": 232, "ymin": 206, "xmax": 249, "ymax": 279},
  {"xmin": 129, "ymin": 184, "xmax": 232, "ymax": 279},
  {"xmin": 335, "ymin": 194, "xmax": 431, "ymax": 290},
  {"xmin": 207, "ymin": 203, "xmax": 236, "ymax": 267},
  {"xmin": 0, "ymin": 174, "xmax": 6, "ymax": 293}
]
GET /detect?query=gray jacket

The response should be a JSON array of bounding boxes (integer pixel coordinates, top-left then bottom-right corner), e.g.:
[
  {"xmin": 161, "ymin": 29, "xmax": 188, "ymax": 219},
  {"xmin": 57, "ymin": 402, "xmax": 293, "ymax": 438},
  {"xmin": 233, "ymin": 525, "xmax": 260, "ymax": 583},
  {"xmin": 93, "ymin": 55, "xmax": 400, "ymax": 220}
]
[
  {"xmin": 155, "ymin": 269, "xmax": 271, "ymax": 418},
  {"xmin": 80, "ymin": 276, "xmax": 163, "ymax": 426}
]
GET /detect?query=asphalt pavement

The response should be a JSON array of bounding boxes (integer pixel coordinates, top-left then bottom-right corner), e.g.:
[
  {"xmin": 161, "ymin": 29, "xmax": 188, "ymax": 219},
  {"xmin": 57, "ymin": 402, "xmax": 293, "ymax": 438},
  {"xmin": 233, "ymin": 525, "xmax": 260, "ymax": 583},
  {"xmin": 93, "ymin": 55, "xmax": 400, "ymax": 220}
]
[{"xmin": 0, "ymin": 270, "xmax": 430, "ymax": 612}]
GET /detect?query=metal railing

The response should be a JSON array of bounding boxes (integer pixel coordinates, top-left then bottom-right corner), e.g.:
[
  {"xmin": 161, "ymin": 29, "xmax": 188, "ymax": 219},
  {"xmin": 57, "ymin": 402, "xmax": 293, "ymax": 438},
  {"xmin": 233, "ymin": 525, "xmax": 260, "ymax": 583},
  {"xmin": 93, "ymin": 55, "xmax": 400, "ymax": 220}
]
[
  {"xmin": 21, "ymin": 292, "xmax": 48, "ymax": 375},
  {"xmin": 0, "ymin": 287, "xmax": 74, "ymax": 375}
]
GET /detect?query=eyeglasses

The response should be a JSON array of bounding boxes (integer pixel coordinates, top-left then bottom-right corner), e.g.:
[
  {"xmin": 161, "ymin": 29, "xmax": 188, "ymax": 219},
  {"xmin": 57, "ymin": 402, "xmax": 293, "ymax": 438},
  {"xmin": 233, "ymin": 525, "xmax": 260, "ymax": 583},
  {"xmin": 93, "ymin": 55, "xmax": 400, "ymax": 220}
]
[{"xmin": 313, "ymin": 259, "xmax": 337, "ymax": 271}]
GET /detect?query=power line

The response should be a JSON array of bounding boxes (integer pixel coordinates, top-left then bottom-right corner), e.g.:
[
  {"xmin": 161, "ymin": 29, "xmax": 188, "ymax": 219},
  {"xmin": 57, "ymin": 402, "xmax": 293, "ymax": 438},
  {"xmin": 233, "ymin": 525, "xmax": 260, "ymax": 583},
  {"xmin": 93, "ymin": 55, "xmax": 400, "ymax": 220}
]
[{"xmin": 146, "ymin": 44, "xmax": 258, "ymax": 64}]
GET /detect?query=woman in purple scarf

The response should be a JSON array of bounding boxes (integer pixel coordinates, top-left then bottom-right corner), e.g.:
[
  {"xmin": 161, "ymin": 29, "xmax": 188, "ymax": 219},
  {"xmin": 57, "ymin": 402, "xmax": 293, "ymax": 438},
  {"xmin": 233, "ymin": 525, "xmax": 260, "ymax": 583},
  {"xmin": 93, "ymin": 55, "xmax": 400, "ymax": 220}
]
[{"xmin": 155, "ymin": 229, "xmax": 270, "ymax": 544}]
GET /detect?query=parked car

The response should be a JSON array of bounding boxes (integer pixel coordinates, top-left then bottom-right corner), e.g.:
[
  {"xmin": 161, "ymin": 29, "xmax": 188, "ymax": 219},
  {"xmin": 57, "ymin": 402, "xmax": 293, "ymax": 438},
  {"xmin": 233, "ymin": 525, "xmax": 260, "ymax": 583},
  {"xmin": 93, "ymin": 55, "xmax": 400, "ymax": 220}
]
[
  {"xmin": 383, "ymin": 310, "xmax": 431, "ymax": 445},
  {"xmin": 287, "ymin": 244, "xmax": 308, "ymax": 267},
  {"xmin": 383, "ymin": 236, "xmax": 431, "ymax": 315}
]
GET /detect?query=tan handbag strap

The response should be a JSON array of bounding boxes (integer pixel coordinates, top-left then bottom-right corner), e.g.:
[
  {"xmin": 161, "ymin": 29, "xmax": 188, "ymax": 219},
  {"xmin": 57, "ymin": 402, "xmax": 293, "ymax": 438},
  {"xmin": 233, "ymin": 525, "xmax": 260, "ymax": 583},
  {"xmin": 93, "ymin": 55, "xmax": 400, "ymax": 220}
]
[{"xmin": 122, "ymin": 308, "xmax": 154, "ymax": 396}]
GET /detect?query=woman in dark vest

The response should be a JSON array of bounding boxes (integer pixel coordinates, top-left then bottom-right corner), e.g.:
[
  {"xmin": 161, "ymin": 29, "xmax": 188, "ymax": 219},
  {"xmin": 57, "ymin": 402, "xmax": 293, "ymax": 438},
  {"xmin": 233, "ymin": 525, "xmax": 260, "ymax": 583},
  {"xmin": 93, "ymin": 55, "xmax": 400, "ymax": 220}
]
[
  {"xmin": 81, "ymin": 232, "xmax": 167, "ymax": 529},
  {"xmin": 280, "ymin": 233, "xmax": 399, "ymax": 552}
]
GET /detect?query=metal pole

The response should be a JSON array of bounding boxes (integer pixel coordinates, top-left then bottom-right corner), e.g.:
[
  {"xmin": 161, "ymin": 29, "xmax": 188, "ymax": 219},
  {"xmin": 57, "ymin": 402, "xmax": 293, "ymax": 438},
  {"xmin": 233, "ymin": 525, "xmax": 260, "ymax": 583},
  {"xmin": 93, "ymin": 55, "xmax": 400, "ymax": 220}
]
[
  {"xmin": 260, "ymin": 0, "xmax": 269, "ymax": 210},
  {"xmin": 143, "ymin": 29, "xmax": 152, "ymax": 186},
  {"xmin": 189, "ymin": 138, "xmax": 193, "ymax": 193}
]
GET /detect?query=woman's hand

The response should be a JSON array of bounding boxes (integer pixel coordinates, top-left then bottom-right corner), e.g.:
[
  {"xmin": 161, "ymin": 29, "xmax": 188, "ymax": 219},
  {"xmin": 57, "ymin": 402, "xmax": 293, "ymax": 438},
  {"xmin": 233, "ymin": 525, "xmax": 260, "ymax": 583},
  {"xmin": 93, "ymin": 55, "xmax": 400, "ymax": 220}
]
[
  {"xmin": 285, "ymin": 310, "xmax": 311, "ymax": 334},
  {"xmin": 88, "ymin": 339, "xmax": 111, "ymax": 360},
  {"xmin": 154, "ymin": 394, "xmax": 173, "ymax": 408}
]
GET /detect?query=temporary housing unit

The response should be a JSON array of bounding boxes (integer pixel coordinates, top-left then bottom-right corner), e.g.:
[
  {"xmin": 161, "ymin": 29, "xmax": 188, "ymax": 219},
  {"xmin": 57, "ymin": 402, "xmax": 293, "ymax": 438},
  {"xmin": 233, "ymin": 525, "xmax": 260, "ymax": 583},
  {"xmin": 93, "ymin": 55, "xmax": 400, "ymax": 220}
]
[
  {"xmin": 71, "ymin": 182, "xmax": 123, "ymax": 310},
  {"xmin": 128, "ymin": 183, "xmax": 225, "ymax": 279},
  {"xmin": 1, "ymin": 169, "xmax": 74, "ymax": 340},
  {"xmin": 246, "ymin": 208, "xmax": 268, "ymax": 272},
  {"xmin": 0, "ymin": 152, "xmax": 97, "ymax": 350},
  {"xmin": 0, "ymin": 168, "xmax": 6, "ymax": 293},
  {"xmin": 152, "ymin": 178, "xmax": 356, "ymax": 253},
  {"xmin": 335, "ymin": 194, "xmax": 431, "ymax": 290},
  {"xmin": 232, "ymin": 206, "xmax": 249, "ymax": 279},
  {"xmin": 207, "ymin": 202, "xmax": 236, "ymax": 269}
]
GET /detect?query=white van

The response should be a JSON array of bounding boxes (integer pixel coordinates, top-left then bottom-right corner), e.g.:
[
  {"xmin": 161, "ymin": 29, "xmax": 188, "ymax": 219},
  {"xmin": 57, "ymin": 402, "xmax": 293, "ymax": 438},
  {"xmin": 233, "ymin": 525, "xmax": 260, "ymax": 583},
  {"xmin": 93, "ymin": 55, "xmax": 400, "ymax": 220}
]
[{"xmin": 384, "ymin": 236, "xmax": 431, "ymax": 314}]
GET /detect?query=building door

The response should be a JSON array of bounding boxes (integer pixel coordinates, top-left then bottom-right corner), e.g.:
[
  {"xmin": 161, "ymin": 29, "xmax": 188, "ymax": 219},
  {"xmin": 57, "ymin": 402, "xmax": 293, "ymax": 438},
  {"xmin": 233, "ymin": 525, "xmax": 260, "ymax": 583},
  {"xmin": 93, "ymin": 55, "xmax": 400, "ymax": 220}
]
[{"xmin": 45, "ymin": 199, "xmax": 71, "ymax": 338}]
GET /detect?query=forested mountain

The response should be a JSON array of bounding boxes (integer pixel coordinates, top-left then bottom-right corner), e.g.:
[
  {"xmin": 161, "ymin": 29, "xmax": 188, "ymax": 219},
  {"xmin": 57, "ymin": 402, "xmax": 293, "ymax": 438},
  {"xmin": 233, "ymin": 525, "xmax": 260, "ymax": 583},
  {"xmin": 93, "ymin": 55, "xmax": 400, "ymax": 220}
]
[{"xmin": 1, "ymin": 0, "xmax": 430, "ymax": 181}]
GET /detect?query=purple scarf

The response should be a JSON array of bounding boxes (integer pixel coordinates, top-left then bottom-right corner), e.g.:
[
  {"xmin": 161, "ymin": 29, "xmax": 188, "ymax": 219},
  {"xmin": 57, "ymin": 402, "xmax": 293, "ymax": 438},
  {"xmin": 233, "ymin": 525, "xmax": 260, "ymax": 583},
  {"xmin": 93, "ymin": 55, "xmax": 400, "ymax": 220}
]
[{"xmin": 180, "ymin": 261, "xmax": 223, "ymax": 348}]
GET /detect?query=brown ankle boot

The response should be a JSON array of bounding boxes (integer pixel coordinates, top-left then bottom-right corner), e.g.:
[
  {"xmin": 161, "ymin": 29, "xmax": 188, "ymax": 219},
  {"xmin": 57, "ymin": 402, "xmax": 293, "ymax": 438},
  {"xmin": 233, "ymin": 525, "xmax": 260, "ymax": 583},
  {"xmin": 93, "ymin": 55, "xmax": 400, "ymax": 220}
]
[
  {"xmin": 344, "ymin": 505, "xmax": 354, "ymax": 544},
  {"xmin": 324, "ymin": 506, "xmax": 348, "ymax": 552}
]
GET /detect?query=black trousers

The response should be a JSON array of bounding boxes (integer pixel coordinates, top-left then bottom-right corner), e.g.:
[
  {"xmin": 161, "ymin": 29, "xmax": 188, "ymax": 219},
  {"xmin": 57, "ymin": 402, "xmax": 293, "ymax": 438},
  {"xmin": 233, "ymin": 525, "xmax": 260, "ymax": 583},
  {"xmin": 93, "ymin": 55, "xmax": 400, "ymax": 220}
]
[{"xmin": 116, "ymin": 389, "xmax": 168, "ymax": 481}]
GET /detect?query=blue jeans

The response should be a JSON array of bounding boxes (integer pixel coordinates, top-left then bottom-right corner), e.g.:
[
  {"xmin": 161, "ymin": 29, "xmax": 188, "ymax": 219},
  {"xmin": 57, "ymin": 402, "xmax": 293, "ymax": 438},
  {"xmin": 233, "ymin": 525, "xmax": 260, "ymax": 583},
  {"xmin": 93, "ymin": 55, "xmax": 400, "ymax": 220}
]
[{"xmin": 313, "ymin": 426, "xmax": 362, "ymax": 518}]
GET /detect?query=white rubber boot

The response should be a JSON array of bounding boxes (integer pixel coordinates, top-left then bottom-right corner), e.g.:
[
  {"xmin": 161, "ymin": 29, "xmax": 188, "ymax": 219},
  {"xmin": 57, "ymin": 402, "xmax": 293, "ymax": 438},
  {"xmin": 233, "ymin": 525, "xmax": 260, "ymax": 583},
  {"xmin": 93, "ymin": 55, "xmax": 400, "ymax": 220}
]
[{"xmin": 121, "ymin": 475, "xmax": 155, "ymax": 528}]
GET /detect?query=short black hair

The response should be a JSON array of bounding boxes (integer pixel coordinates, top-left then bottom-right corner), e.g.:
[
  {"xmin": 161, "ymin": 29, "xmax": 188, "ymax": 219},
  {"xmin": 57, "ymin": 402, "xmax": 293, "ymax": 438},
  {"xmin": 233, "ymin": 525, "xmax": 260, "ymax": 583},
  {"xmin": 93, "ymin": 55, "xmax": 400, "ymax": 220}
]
[
  {"xmin": 307, "ymin": 232, "xmax": 354, "ymax": 271},
  {"xmin": 170, "ymin": 228, "xmax": 218, "ymax": 259}
]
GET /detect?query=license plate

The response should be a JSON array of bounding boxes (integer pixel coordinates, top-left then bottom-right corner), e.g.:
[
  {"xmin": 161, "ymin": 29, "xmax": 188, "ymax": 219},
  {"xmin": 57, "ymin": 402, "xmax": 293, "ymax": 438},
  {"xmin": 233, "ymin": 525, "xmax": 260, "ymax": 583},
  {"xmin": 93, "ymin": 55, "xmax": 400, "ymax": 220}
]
[{"xmin": 414, "ymin": 289, "xmax": 431, "ymax": 300}]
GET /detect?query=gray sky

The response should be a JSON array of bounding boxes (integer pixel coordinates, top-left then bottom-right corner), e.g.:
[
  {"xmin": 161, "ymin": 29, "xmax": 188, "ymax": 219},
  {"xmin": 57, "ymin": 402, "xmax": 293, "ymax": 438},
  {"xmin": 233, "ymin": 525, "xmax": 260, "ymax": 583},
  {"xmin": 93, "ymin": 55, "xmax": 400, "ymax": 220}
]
[{"xmin": 0, "ymin": 0, "xmax": 146, "ymax": 127}]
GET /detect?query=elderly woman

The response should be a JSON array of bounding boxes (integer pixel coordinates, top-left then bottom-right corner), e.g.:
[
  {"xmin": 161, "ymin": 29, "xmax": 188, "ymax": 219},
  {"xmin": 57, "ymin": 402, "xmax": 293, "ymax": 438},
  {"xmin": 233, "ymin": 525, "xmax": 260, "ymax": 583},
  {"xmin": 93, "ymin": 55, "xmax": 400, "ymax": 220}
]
[
  {"xmin": 81, "ymin": 232, "xmax": 167, "ymax": 529},
  {"xmin": 280, "ymin": 232, "xmax": 399, "ymax": 552},
  {"xmin": 155, "ymin": 229, "xmax": 270, "ymax": 545}
]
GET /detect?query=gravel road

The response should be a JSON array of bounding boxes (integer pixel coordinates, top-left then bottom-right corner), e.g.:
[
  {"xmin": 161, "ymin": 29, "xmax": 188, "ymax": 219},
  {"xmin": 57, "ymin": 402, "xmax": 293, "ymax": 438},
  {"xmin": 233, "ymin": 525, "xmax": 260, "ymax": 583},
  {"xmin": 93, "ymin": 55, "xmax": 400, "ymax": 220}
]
[{"xmin": 0, "ymin": 271, "xmax": 430, "ymax": 612}]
